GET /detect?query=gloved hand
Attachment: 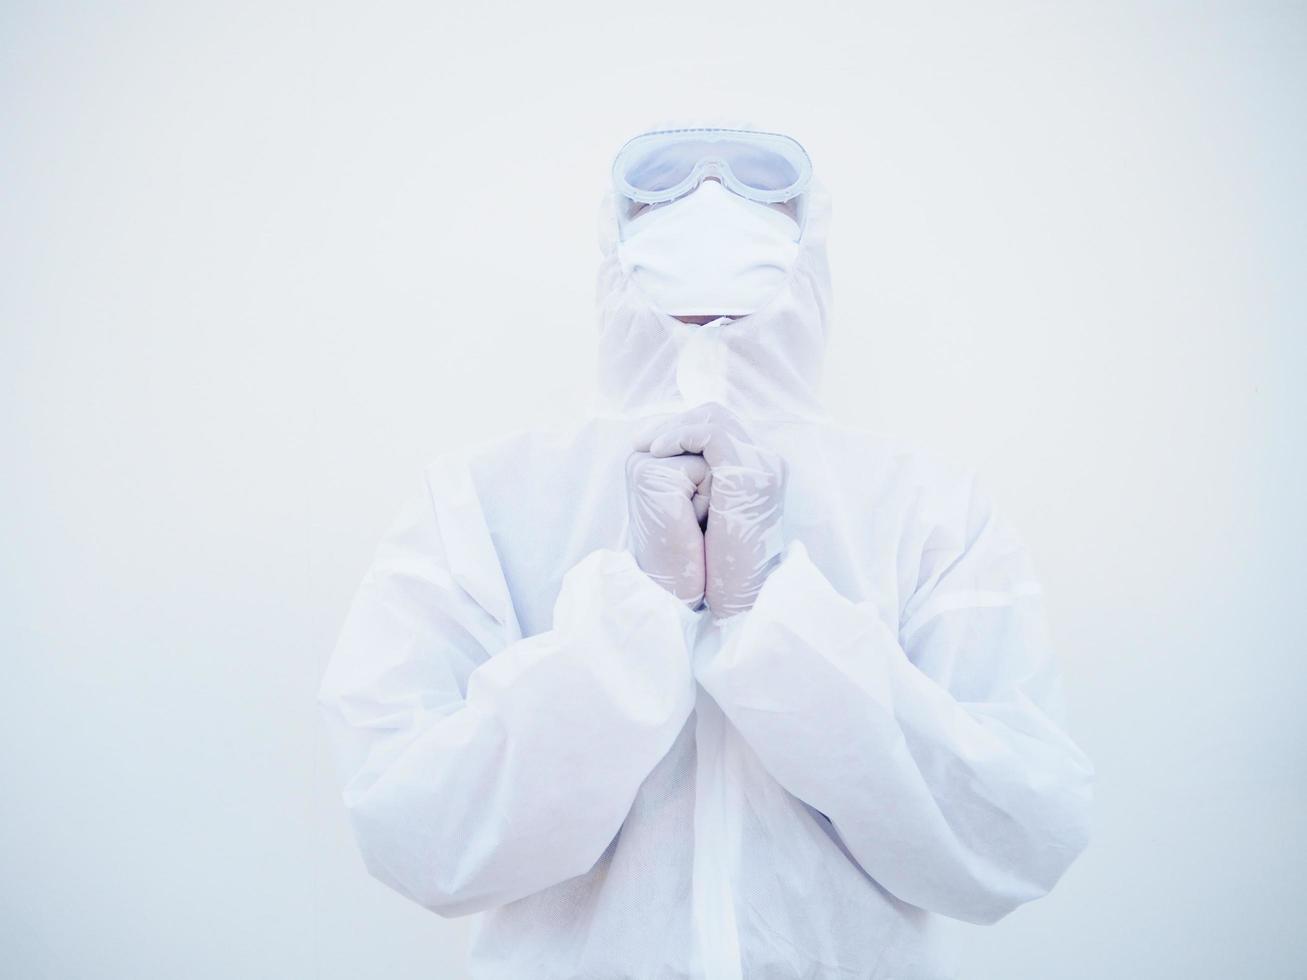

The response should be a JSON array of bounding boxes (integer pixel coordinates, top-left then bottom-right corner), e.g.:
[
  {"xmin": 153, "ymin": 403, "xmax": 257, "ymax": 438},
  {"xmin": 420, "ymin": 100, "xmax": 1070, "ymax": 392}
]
[
  {"xmin": 636, "ymin": 403, "xmax": 787, "ymax": 619},
  {"xmin": 625, "ymin": 450, "xmax": 711, "ymax": 607}
]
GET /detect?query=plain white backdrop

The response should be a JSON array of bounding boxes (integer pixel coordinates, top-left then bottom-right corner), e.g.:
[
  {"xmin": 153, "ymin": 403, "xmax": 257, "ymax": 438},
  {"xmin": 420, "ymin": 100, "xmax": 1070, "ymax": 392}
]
[{"xmin": 3, "ymin": 2, "xmax": 1304, "ymax": 977}]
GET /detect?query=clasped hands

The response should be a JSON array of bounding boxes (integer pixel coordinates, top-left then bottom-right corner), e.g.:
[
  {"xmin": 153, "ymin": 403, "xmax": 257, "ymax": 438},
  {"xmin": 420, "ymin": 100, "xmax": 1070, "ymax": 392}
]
[{"xmin": 625, "ymin": 402, "xmax": 787, "ymax": 619}]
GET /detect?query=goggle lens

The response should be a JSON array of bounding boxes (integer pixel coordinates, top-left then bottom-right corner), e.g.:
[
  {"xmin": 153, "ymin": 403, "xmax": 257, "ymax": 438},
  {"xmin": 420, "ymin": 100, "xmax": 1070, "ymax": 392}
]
[
  {"xmin": 614, "ymin": 129, "xmax": 810, "ymax": 204},
  {"xmin": 624, "ymin": 139, "xmax": 801, "ymax": 194}
]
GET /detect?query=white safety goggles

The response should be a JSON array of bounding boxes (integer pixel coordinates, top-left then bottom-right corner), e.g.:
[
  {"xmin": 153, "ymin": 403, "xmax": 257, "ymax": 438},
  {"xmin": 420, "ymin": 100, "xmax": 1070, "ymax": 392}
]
[{"xmin": 612, "ymin": 128, "xmax": 812, "ymax": 236}]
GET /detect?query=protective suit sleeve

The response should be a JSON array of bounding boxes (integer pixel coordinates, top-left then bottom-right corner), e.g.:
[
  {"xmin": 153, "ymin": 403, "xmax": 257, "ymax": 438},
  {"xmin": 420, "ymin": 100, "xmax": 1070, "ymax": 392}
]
[
  {"xmin": 318, "ymin": 478, "xmax": 700, "ymax": 917},
  {"xmin": 694, "ymin": 490, "xmax": 1093, "ymax": 926}
]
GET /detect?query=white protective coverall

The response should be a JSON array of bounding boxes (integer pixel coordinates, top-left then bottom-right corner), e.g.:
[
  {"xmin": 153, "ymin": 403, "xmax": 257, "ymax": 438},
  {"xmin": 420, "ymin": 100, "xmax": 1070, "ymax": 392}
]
[{"xmin": 318, "ymin": 182, "xmax": 1094, "ymax": 979}]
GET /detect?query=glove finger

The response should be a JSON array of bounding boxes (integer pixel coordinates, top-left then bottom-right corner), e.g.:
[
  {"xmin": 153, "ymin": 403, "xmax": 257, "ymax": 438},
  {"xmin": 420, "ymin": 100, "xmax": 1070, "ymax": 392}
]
[
  {"xmin": 627, "ymin": 451, "xmax": 709, "ymax": 494},
  {"xmin": 647, "ymin": 424, "xmax": 742, "ymax": 469},
  {"xmin": 647, "ymin": 424, "xmax": 707, "ymax": 458},
  {"xmin": 632, "ymin": 412, "xmax": 684, "ymax": 452},
  {"xmin": 652, "ymin": 451, "xmax": 709, "ymax": 491}
]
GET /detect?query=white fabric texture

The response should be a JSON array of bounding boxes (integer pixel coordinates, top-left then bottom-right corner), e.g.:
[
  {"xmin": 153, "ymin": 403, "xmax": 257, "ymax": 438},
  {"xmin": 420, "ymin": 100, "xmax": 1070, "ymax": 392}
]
[{"xmin": 319, "ymin": 182, "xmax": 1093, "ymax": 979}]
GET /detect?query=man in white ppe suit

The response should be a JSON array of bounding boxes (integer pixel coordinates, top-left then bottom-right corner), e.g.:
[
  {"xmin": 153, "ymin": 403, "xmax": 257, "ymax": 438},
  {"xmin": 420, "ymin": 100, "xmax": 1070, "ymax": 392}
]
[{"xmin": 319, "ymin": 127, "xmax": 1093, "ymax": 979}]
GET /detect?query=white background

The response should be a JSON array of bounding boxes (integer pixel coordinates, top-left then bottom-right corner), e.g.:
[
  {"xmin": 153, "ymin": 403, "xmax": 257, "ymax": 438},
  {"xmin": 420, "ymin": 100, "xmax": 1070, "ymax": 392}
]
[{"xmin": 3, "ymin": 2, "xmax": 1304, "ymax": 978}]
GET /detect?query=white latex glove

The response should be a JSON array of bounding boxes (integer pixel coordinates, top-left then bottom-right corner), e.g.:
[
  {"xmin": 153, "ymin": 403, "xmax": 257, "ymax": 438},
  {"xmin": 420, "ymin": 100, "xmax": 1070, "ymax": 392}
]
[
  {"xmin": 636, "ymin": 403, "xmax": 787, "ymax": 619},
  {"xmin": 625, "ymin": 450, "xmax": 711, "ymax": 607}
]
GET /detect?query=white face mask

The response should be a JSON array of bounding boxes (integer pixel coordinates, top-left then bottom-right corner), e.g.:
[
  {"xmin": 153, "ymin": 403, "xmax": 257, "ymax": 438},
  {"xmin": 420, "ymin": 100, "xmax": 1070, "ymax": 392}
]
[{"xmin": 616, "ymin": 180, "xmax": 801, "ymax": 318}]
